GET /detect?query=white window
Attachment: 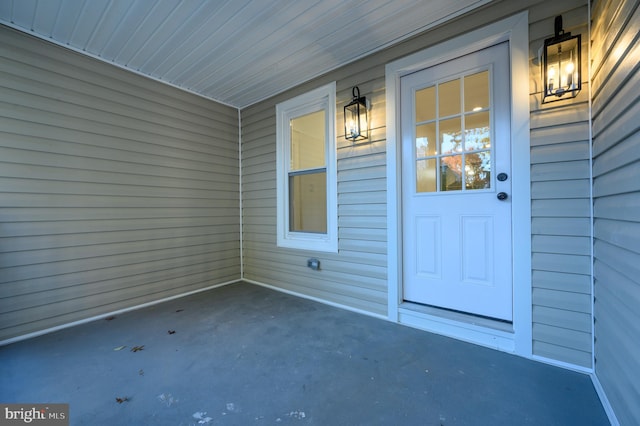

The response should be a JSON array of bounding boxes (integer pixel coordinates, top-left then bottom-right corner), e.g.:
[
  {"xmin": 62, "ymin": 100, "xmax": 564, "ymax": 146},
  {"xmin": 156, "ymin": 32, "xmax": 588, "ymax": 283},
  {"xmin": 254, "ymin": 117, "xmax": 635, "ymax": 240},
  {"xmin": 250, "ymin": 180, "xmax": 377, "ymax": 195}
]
[{"xmin": 276, "ymin": 82, "xmax": 337, "ymax": 252}]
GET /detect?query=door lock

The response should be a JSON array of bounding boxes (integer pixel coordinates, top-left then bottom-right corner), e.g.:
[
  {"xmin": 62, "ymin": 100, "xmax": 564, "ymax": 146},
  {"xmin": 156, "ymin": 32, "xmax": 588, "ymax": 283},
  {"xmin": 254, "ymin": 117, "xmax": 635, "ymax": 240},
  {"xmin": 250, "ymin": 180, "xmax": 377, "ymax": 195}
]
[
  {"xmin": 497, "ymin": 192, "xmax": 508, "ymax": 201},
  {"xmin": 497, "ymin": 172, "xmax": 508, "ymax": 181}
]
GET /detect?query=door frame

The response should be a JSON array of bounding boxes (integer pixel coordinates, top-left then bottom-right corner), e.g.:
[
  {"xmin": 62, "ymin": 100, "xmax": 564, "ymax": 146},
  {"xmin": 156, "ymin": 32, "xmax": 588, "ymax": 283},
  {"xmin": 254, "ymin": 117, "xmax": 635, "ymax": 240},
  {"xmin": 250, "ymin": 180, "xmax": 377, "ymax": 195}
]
[{"xmin": 385, "ymin": 12, "xmax": 532, "ymax": 357}]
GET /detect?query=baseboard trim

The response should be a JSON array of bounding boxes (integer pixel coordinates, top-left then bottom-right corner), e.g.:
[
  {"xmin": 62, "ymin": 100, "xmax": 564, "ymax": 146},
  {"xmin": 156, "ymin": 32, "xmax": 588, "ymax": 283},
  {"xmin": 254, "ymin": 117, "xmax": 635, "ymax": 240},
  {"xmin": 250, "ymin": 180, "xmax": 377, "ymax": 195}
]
[
  {"xmin": 243, "ymin": 279, "xmax": 387, "ymax": 321},
  {"xmin": 591, "ymin": 372, "xmax": 620, "ymax": 426},
  {"xmin": 0, "ymin": 279, "xmax": 240, "ymax": 347}
]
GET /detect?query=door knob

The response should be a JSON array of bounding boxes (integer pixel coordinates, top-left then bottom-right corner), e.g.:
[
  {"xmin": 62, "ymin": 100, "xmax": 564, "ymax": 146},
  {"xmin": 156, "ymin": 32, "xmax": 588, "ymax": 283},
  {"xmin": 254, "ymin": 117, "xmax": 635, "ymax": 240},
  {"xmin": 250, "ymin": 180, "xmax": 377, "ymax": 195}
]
[
  {"xmin": 497, "ymin": 173, "xmax": 508, "ymax": 181},
  {"xmin": 497, "ymin": 192, "xmax": 508, "ymax": 201}
]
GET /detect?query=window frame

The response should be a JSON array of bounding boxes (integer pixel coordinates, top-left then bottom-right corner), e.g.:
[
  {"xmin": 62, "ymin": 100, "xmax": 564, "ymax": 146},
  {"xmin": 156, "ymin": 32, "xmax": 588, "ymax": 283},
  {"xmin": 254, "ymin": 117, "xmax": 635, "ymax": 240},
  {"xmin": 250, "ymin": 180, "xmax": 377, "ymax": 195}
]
[{"xmin": 276, "ymin": 82, "xmax": 338, "ymax": 252}]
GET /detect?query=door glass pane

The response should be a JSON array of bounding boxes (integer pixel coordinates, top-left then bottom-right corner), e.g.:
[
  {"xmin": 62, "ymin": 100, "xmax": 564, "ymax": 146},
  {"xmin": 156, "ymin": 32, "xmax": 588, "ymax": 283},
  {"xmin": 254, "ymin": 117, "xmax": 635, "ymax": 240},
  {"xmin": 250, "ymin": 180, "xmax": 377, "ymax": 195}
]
[
  {"xmin": 416, "ymin": 123, "xmax": 436, "ymax": 157},
  {"xmin": 441, "ymin": 155, "xmax": 463, "ymax": 191},
  {"xmin": 290, "ymin": 110, "xmax": 325, "ymax": 171},
  {"xmin": 465, "ymin": 111, "xmax": 490, "ymax": 151},
  {"xmin": 416, "ymin": 159, "xmax": 437, "ymax": 192},
  {"xmin": 439, "ymin": 79, "xmax": 460, "ymax": 117},
  {"xmin": 465, "ymin": 151, "xmax": 491, "ymax": 189},
  {"xmin": 464, "ymin": 71, "xmax": 489, "ymax": 112},
  {"xmin": 289, "ymin": 172, "xmax": 327, "ymax": 233},
  {"xmin": 440, "ymin": 117, "xmax": 461, "ymax": 155},
  {"xmin": 416, "ymin": 85, "xmax": 436, "ymax": 122}
]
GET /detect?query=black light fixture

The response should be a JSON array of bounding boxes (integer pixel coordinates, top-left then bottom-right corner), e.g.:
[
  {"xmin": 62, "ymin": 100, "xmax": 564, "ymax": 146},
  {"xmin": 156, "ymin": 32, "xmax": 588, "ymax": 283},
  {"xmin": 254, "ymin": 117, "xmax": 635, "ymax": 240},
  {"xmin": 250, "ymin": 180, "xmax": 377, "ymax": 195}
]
[
  {"xmin": 344, "ymin": 86, "xmax": 368, "ymax": 140},
  {"xmin": 542, "ymin": 15, "xmax": 581, "ymax": 103}
]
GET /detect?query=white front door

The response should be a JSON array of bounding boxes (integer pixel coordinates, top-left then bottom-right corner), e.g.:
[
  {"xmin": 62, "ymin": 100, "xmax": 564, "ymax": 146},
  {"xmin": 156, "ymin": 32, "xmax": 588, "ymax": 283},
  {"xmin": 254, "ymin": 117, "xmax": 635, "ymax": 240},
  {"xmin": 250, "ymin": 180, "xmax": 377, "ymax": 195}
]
[{"xmin": 401, "ymin": 42, "xmax": 512, "ymax": 321}]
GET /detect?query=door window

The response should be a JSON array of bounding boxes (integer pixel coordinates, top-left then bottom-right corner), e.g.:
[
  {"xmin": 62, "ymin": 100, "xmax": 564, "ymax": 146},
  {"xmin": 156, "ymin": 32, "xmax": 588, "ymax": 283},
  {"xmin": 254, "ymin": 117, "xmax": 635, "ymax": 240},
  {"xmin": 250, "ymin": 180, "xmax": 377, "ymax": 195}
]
[{"xmin": 415, "ymin": 70, "xmax": 492, "ymax": 193}]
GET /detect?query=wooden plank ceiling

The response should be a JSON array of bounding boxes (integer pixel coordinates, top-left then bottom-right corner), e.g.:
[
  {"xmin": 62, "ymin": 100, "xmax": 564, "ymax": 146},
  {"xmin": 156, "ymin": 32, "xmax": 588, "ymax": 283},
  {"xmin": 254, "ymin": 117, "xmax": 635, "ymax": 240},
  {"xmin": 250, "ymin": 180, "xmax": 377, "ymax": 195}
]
[{"xmin": 0, "ymin": 0, "xmax": 491, "ymax": 108}]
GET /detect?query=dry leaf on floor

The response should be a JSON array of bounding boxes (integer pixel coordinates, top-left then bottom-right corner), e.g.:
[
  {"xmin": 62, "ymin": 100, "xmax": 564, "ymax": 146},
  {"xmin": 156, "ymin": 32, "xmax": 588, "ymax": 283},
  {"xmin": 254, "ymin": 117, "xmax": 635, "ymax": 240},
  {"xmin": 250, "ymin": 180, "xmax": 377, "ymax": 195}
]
[
  {"xmin": 115, "ymin": 397, "xmax": 129, "ymax": 404},
  {"xmin": 138, "ymin": 369, "xmax": 144, "ymax": 376},
  {"xmin": 105, "ymin": 316, "xmax": 116, "ymax": 321},
  {"xmin": 113, "ymin": 346, "xmax": 126, "ymax": 351},
  {"xmin": 131, "ymin": 345, "xmax": 145, "ymax": 352},
  {"xmin": 175, "ymin": 309, "xmax": 184, "ymax": 313},
  {"xmin": 168, "ymin": 330, "xmax": 176, "ymax": 334}
]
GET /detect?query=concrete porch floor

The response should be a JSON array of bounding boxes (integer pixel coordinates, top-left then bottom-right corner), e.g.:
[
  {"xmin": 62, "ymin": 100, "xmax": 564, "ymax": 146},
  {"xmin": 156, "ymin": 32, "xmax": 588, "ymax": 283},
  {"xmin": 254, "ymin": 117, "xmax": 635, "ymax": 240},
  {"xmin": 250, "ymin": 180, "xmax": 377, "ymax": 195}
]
[{"xmin": 1, "ymin": 282, "xmax": 608, "ymax": 425}]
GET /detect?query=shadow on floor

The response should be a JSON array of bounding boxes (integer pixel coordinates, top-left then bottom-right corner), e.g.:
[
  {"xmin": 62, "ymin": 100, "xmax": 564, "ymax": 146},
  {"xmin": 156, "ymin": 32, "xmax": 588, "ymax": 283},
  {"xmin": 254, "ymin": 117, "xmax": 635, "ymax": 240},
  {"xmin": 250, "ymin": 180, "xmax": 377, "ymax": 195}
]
[{"xmin": 0, "ymin": 282, "xmax": 609, "ymax": 425}]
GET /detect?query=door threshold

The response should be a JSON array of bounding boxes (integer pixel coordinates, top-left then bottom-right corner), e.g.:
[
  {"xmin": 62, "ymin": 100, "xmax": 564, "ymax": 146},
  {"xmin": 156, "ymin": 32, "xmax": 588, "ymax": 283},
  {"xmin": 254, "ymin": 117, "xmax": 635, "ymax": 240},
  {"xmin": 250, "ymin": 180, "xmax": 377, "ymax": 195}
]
[{"xmin": 398, "ymin": 302, "xmax": 516, "ymax": 353}]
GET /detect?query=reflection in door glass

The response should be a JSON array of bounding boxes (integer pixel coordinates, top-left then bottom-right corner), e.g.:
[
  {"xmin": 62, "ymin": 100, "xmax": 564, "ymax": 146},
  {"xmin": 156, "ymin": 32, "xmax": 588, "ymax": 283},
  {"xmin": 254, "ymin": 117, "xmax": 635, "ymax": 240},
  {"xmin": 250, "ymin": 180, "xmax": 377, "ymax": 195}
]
[
  {"xmin": 416, "ymin": 123, "xmax": 437, "ymax": 157},
  {"xmin": 439, "ymin": 117, "xmax": 461, "ymax": 155},
  {"xmin": 465, "ymin": 112, "xmax": 490, "ymax": 151},
  {"xmin": 441, "ymin": 155, "xmax": 463, "ymax": 191},
  {"xmin": 465, "ymin": 151, "xmax": 491, "ymax": 189},
  {"xmin": 416, "ymin": 159, "xmax": 437, "ymax": 192}
]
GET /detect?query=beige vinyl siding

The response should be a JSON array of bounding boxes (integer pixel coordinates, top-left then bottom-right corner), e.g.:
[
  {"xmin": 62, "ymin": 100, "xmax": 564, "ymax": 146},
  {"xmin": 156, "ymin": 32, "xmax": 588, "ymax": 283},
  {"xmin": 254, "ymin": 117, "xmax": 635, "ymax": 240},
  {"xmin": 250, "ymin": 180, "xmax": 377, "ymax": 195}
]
[
  {"xmin": 527, "ymin": 1, "xmax": 592, "ymax": 368},
  {"xmin": 591, "ymin": 0, "xmax": 640, "ymax": 423},
  {"xmin": 241, "ymin": 0, "xmax": 595, "ymax": 370},
  {"xmin": 0, "ymin": 26, "xmax": 240, "ymax": 341}
]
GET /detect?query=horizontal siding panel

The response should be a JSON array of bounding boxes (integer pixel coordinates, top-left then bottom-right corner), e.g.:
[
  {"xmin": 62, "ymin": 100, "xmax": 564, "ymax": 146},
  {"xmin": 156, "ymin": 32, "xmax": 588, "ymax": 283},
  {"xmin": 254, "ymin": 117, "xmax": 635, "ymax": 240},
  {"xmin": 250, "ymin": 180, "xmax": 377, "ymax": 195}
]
[
  {"xmin": 592, "ymin": 131, "xmax": 640, "ymax": 178},
  {"xmin": 593, "ymin": 160, "xmax": 640, "ymax": 197},
  {"xmin": 1, "ymin": 258, "xmax": 239, "ymax": 314},
  {"xmin": 532, "ymin": 235, "xmax": 591, "ymax": 256},
  {"xmin": 0, "ymin": 128, "xmax": 239, "ymax": 174},
  {"xmin": 531, "ymin": 217, "xmax": 590, "ymax": 236},
  {"xmin": 533, "ymin": 340, "xmax": 592, "ymax": 367},
  {"xmin": 0, "ymin": 193, "xmax": 238, "ymax": 209},
  {"xmin": 1, "ymin": 241, "xmax": 239, "ymax": 284},
  {"xmin": 532, "ymin": 288, "xmax": 591, "ymax": 313},
  {"xmin": 0, "ymin": 207, "xmax": 238, "ymax": 222},
  {"xmin": 338, "ymin": 178, "xmax": 386, "ymax": 193},
  {"xmin": 532, "ymin": 253, "xmax": 591, "ymax": 275},
  {"xmin": 0, "ymin": 225, "xmax": 238, "ymax": 253},
  {"xmin": 530, "ymin": 104, "xmax": 589, "ymax": 129},
  {"xmin": 1, "ymin": 248, "xmax": 239, "ymax": 300},
  {"xmin": 0, "ymin": 66, "xmax": 236, "ymax": 141},
  {"xmin": 531, "ymin": 179, "xmax": 590, "ymax": 199},
  {"xmin": 339, "ymin": 203, "xmax": 386, "ymax": 217},
  {"xmin": 339, "ymin": 227, "xmax": 386, "ymax": 242},
  {"xmin": 531, "ymin": 199, "xmax": 591, "ymax": 218},
  {"xmin": 594, "ymin": 239, "xmax": 640, "ymax": 283},
  {"xmin": 532, "ymin": 270, "xmax": 591, "ymax": 294},
  {"xmin": 594, "ymin": 194, "xmax": 640, "ymax": 222},
  {"xmin": 1, "ymin": 217, "xmax": 238, "ymax": 238},
  {"xmin": 0, "ymin": 100, "xmax": 236, "ymax": 160},
  {"xmin": 0, "ymin": 234, "xmax": 239, "ymax": 268},
  {"xmin": 533, "ymin": 305, "xmax": 592, "ymax": 333},
  {"xmin": 531, "ymin": 160, "xmax": 590, "ymax": 181},
  {"xmin": 533, "ymin": 323, "xmax": 592, "ymax": 353},
  {"xmin": 592, "ymin": 100, "xmax": 640, "ymax": 158},
  {"xmin": 595, "ymin": 218, "xmax": 640, "ymax": 252},
  {"xmin": 529, "ymin": 121, "xmax": 589, "ymax": 146},
  {"xmin": 530, "ymin": 141, "xmax": 590, "ymax": 164}
]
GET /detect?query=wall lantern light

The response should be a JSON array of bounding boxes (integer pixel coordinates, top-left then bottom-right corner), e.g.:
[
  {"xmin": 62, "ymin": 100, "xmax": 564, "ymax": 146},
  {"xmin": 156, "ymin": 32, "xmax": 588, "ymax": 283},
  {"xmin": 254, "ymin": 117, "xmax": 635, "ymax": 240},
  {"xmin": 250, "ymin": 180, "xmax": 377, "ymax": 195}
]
[
  {"xmin": 344, "ymin": 86, "xmax": 368, "ymax": 140},
  {"xmin": 542, "ymin": 15, "xmax": 581, "ymax": 103}
]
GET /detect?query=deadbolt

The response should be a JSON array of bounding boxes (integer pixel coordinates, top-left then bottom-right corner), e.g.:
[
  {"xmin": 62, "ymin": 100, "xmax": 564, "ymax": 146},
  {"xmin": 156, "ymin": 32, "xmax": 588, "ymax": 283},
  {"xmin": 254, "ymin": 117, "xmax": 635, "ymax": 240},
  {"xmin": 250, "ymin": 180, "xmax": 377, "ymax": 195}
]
[{"xmin": 497, "ymin": 172, "xmax": 508, "ymax": 181}]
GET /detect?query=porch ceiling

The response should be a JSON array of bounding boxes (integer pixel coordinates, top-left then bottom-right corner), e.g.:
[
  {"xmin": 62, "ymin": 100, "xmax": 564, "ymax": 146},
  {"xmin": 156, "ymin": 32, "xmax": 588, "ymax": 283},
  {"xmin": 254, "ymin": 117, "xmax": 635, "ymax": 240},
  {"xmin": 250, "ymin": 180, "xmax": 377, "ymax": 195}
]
[{"xmin": 0, "ymin": 0, "xmax": 491, "ymax": 108}]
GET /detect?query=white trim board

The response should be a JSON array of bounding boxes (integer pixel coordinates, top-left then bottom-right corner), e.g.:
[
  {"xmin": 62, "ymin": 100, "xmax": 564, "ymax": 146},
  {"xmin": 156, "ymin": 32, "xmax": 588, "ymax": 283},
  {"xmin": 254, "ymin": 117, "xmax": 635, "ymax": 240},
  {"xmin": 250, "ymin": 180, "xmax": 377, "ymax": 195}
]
[{"xmin": 385, "ymin": 11, "xmax": 532, "ymax": 358}]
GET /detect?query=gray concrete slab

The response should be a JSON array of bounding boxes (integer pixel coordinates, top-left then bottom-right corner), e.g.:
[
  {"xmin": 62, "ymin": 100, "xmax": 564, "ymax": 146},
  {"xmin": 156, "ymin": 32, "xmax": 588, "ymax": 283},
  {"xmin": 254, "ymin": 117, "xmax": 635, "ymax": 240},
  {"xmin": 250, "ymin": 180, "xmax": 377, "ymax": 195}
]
[{"xmin": 0, "ymin": 282, "xmax": 609, "ymax": 425}]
